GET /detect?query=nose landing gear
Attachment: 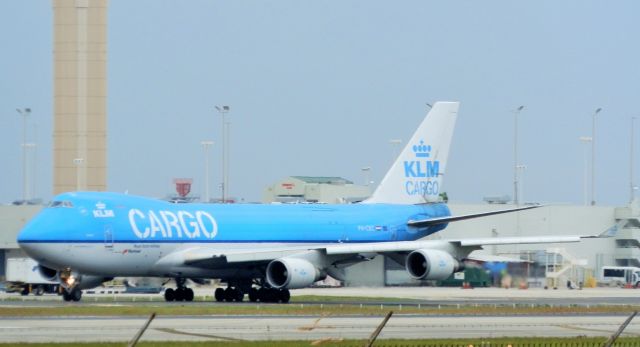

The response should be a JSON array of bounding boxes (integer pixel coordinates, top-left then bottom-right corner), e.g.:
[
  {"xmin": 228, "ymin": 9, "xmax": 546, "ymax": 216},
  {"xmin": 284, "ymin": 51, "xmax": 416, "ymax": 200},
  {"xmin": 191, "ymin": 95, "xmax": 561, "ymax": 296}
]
[{"xmin": 62, "ymin": 287, "xmax": 82, "ymax": 302}]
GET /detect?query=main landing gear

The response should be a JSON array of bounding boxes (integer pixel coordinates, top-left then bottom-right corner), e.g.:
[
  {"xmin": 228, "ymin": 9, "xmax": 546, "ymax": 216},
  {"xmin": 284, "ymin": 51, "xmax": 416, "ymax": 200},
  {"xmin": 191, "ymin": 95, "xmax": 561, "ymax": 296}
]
[
  {"xmin": 250, "ymin": 287, "xmax": 290, "ymax": 303},
  {"xmin": 214, "ymin": 286, "xmax": 290, "ymax": 303},
  {"xmin": 164, "ymin": 278, "xmax": 194, "ymax": 302}
]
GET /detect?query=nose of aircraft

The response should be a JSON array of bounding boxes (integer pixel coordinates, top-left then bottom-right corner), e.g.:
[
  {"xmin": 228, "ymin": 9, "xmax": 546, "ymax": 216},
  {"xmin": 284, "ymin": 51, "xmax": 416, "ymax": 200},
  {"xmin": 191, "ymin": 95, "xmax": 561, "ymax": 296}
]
[
  {"xmin": 16, "ymin": 207, "xmax": 60, "ymax": 261},
  {"xmin": 17, "ymin": 217, "xmax": 44, "ymax": 259}
]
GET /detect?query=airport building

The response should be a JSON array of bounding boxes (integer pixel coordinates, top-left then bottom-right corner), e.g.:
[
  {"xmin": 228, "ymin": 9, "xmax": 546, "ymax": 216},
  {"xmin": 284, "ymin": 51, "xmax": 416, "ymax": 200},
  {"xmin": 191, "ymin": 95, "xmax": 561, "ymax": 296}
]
[{"xmin": 263, "ymin": 176, "xmax": 371, "ymax": 204}]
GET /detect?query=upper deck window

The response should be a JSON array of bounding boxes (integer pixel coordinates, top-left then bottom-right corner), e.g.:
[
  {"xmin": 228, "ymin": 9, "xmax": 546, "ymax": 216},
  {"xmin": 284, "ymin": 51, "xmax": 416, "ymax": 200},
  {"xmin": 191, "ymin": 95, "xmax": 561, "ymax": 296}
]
[{"xmin": 48, "ymin": 200, "xmax": 74, "ymax": 208}]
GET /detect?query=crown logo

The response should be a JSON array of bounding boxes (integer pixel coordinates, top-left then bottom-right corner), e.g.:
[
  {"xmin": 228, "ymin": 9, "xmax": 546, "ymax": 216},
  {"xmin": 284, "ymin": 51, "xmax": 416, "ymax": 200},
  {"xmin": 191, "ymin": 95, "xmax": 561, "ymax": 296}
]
[
  {"xmin": 412, "ymin": 140, "xmax": 431, "ymax": 158},
  {"xmin": 95, "ymin": 202, "xmax": 106, "ymax": 210}
]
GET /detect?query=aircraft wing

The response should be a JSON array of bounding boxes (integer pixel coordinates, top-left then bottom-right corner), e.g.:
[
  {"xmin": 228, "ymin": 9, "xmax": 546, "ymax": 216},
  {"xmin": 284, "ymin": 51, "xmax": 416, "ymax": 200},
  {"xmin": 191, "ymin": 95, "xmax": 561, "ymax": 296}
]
[
  {"xmin": 325, "ymin": 223, "xmax": 619, "ymax": 255},
  {"xmin": 323, "ymin": 235, "xmax": 584, "ymax": 254},
  {"xmin": 156, "ymin": 220, "xmax": 620, "ymax": 268},
  {"xmin": 159, "ymin": 231, "xmax": 610, "ymax": 268},
  {"xmin": 155, "ymin": 245, "xmax": 320, "ymax": 268}
]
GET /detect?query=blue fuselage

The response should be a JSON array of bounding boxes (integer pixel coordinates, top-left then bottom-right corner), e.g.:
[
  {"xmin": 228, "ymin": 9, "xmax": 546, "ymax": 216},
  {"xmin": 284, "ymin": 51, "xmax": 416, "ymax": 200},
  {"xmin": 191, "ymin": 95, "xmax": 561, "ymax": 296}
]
[
  {"xmin": 16, "ymin": 192, "xmax": 451, "ymax": 277},
  {"xmin": 18, "ymin": 192, "xmax": 451, "ymax": 245}
]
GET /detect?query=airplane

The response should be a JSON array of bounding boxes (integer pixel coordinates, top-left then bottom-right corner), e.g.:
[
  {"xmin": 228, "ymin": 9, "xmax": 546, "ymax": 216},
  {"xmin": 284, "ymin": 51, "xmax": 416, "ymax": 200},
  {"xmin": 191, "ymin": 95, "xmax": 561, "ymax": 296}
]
[{"xmin": 17, "ymin": 101, "xmax": 608, "ymax": 302}]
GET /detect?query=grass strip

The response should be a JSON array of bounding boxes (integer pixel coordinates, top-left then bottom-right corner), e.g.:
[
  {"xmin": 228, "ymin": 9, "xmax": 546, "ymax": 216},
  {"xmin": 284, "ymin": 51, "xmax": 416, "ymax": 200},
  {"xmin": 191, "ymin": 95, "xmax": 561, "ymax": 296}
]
[
  {"xmin": 0, "ymin": 295, "xmax": 419, "ymax": 304},
  {"xmin": 0, "ymin": 303, "xmax": 638, "ymax": 317}
]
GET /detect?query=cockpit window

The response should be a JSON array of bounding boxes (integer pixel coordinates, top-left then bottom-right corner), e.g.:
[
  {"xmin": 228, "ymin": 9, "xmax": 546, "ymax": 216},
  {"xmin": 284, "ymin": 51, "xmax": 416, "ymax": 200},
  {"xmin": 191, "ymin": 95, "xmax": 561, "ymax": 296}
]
[{"xmin": 48, "ymin": 200, "xmax": 74, "ymax": 208}]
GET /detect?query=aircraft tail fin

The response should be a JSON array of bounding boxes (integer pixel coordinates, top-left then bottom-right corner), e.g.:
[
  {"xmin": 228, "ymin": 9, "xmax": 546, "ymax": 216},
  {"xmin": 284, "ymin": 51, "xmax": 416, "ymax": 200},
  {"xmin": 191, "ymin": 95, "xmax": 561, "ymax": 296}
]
[{"xmin": 364, "ymin": 101, "xmax": 459, "ymax": 204}]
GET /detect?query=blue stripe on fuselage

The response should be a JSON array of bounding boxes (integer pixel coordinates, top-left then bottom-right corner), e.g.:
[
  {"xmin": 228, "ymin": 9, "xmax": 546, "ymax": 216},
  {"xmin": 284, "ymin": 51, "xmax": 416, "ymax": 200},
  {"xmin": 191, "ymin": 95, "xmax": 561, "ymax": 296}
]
[{"xmin": 16, "ymin": 192, "xmax": 451, "ymax": 244}]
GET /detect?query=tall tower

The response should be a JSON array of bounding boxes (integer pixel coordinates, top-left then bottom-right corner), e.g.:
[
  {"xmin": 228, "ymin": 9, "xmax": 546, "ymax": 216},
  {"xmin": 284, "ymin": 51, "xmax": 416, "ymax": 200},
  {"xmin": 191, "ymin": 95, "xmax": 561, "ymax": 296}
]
[{"xmin": 52, "ymin": 0, "xmax": 108, "ymax": 194}]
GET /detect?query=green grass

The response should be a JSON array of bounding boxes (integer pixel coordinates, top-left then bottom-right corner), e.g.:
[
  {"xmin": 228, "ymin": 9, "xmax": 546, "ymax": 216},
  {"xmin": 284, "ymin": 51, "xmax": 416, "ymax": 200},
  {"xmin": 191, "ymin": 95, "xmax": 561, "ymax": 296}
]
[
  {"xmin": 0, "ymin": 302, "xmax": 638, "ymax": 317},
  {"xmin": 291, "ymin": 295, "xmax": 422, "ymax": 303},
  {"xmin": 1, "ymin": 337, "xmax": 640, "ymax": 347},
  {"xmin": 0, "ymin": 295, "xmax": 419, "ymax": 304}
]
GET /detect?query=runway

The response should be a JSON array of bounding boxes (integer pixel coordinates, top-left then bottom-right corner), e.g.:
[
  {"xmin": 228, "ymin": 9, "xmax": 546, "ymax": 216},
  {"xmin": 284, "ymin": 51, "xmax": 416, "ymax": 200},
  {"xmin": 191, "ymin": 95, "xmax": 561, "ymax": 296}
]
[
  {"xmin": 1, "ymin": 287, "xmax": 639, "ymax": 343},
  {"xmin": 2, "ymin": 286, "xmax": 639, "ymax": 307},
  {"xmin": 0, "ymin": 314, "xmax": 639, "ymax": 343}
]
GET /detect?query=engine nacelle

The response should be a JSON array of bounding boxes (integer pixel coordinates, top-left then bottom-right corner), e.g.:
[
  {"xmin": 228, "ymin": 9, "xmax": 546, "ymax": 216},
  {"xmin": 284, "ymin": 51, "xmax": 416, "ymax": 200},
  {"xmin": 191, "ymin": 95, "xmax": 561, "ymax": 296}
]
[
  {"xmin": 405, "ymin": 249, "xmax": 461, "ymax": 280},
  {"xmin": 58, "ymin": 267, "xmax": 111, "ymax": 290},
  {"xmin": 77, "ymin": 275, "xmax": 112, "ymax": 290},
  {"xmin": 37, "ymin": 265, "xmax": 59, "ymax": 282},
  {"xmin": 266, "ymin": 258, "xmax": 323, "ymax": 289}
]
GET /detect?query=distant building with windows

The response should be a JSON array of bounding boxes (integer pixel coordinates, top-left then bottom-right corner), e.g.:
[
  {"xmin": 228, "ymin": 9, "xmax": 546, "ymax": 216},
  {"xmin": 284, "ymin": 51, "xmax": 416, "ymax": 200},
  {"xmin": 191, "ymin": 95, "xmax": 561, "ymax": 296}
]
[{"xmin": 263, "ymin": 176, "xmax": 371, "ymax": 204}]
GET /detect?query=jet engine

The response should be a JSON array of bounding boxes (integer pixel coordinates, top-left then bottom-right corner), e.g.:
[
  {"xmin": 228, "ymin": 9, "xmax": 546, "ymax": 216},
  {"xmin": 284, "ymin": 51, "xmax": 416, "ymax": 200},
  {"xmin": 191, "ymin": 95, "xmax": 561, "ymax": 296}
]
[
  {"xmin": 266, "ymin": 257, "xmax": 323, "ymax": 289},
  {"xmin": 58, "ymin": 267, "xmax": 112, "ymax": 290},
  {"xmin": 37, "ymin": 264, "xmax": 59, "ymax": 282},
  {"xmin": 405, "ymin": 249, "xmax": 462, "ymax": 280}
]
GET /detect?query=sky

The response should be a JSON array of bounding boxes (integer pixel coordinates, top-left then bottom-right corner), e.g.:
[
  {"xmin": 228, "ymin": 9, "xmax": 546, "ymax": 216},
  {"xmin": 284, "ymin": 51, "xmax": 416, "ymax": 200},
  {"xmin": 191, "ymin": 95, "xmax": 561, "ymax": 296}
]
[{"xmin": 1, "ymin": 1, "xmax": 639, "ymax": 206}]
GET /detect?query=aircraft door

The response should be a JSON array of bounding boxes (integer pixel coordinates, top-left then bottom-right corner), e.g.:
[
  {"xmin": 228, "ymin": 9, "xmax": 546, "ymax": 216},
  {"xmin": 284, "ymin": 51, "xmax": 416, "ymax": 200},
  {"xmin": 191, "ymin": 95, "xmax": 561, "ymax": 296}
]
[{"xmin": 104, "ymin": 224, "xmax": 114, "ymax": 250}]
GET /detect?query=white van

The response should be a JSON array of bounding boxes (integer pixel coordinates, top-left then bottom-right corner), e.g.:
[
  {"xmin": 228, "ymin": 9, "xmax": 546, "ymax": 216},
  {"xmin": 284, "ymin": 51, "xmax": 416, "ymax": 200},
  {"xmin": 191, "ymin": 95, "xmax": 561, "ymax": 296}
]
[{"xmin": 601, "ymin": 266, "xmax": 640, "ymax": 287}]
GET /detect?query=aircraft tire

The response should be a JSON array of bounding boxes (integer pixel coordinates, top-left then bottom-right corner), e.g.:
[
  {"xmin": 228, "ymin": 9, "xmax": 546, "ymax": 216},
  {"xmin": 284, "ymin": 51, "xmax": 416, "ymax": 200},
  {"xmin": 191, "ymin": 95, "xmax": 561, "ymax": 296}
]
[
  {"xmin": 175, "ymin": 288, "xmax": 186, "ymax": 301},
  {"xmin": 20, "ymin": 286, "xmax": 30, "ymax": 296},
  {"xmin": 71, "ymin": 288, "xmax": 82, "ymax": 302},
  {"xmin": 185, "ymin": 288, "xmax": 194, "ymax": 302},
  {"xmin": 164, "ymin": 288, "xmax": 175, "ymax": 302},
  {"xmin": 248, "ymin": 288, "xmax": 259, "ymax": 302},
  {"xmin": 257, "ymin": 287, "xmax": 267, "ymax": 302},
  {"xmin": 62, "ymin": 291, "xmax": 72, "ymax": 302},
  {"xmin": 234, "ymin": 288, "xmax": 244, "ymax": 302},
  {"xmin": 224, "ymin": 287, "xmax": 238, "ymax": 302},
  {"xmin": 279, "ymin": 289, "xmax": 290, "ymax": 303},
  {"xmin": 34, "ymin": 285, "xmax": 45, "ymax": 296},
  {"xmin": 214, "ymin": 288, "xmax": 225, "ymax": 302},
  {"xmin": 258, "ymin": 288, "xmax": 280, "ymax": 303}
]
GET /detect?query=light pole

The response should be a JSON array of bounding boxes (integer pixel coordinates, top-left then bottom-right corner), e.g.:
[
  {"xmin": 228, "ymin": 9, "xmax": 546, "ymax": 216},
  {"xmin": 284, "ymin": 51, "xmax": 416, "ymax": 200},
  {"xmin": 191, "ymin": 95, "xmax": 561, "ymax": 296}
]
[
  {"xmin": 215, "ymin": 105, "xmax": 230, "ymax": 203},
  {"xmin": 591, "ymin": 107, "xmax": 602, "ymax": 206},
  {"xmin": 579, "ymin": 136, "xmax": 592, "ymax": 206},
  {"xmin": 513, "ymin": 105, "xmax": 524, "ymax": 205},
  {"xmin": 516, "ymin": 164, "xmax": 527, "ymax": 204},
  {"xmin": 16, "ymin": 108, "xmax": 31, "ymax": 201},
  {"xmin": 389, "ymin": 139, "xmax": 402, "ymax": 163},
  {"xmin": 631, "ymin": 117, "xmax": 637, "ymax": 203},
  {"xmin": 26, "ymin": 142, "xmax": 37, "ymax": 201},
  {"xmin": 201, "ymin": 140, "xmax": 214, "ymax": 203},
  {"xmin": 361, "ymin": 167, "xmax": 371, "ymax": 186}
]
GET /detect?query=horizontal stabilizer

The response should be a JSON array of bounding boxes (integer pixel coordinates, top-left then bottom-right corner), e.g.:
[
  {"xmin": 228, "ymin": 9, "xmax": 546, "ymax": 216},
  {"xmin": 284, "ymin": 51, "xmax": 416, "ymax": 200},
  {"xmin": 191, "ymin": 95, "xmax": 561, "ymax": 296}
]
[
  {"xmin": 407, "ymin": 205, "xmax": 541, "ymax": 228},
  {"xmin": 582, "ymin": 222, "xmax": 623, "ymax": 238}
]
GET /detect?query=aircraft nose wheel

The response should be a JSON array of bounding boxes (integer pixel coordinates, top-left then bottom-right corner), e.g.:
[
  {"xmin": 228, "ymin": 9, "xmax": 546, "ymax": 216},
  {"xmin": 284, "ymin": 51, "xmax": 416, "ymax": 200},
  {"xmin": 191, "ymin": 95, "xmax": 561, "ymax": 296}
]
[{"xmin": 62, "ymin": 288, "xmax": 82, "ymax": 302}]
